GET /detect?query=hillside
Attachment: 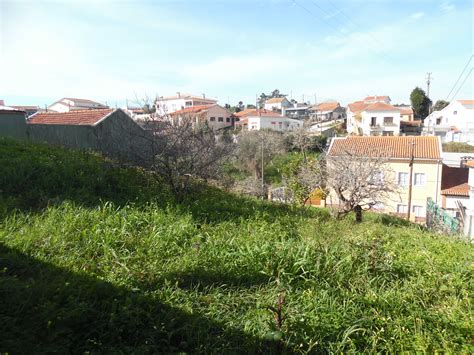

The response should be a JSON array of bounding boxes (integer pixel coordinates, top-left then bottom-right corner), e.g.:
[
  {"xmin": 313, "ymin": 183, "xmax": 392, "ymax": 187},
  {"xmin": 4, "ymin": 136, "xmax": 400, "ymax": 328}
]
[{"xmin": 0, "ymin": 139, "xmax": 472, "ymax": 353}]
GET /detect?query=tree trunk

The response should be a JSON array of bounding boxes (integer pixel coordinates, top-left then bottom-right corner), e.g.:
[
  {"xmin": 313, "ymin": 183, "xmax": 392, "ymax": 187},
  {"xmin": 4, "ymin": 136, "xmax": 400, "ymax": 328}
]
[{"xmin": 354, "ymin": 205, "xmax": 362, "ymax": 223}]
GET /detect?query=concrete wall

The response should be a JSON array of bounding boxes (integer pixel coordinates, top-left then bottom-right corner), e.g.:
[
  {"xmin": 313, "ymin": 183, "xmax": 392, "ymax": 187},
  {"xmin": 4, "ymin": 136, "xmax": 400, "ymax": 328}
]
[{"xmin": 0, "ymin": 111, "xmax": 28, "ymax": 140}]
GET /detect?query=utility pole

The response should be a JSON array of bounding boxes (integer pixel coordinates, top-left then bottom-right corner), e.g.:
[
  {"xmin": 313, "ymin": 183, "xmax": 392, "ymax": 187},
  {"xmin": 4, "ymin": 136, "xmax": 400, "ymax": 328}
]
[
  {"xmin": 407, "ymin": 141, "xmax": 416, "ymax": 221},
  {"xmin": 426, "ymin": 72, "xmax": 433, "ymax": 134},
  {"xmin": 261, "ymin": 137, "xmax": 264, "ymax": 199}
]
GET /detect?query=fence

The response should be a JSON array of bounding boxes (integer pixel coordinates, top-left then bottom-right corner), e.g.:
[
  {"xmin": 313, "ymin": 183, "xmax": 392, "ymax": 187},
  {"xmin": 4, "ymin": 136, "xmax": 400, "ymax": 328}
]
[{"xmin": 426, "ymin": 197, "xmax": 461, "ymax": 234}]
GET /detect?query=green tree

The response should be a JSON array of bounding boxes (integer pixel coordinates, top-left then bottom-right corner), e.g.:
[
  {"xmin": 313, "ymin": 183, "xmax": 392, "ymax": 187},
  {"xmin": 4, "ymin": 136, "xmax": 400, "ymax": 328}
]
[
  {"xmin": 410, "ymin": 87, "xmax": 432, "ymax": 119},
  {"xmin": 433, "ymin": 100, "xmax": 449, "ymax": 112}
]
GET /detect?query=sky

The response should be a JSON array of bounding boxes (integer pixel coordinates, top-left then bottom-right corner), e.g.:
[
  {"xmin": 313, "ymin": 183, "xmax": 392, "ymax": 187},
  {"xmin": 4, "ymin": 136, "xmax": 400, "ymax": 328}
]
[{"xmin": 1, "ymin": 0, "xmax": 473, "ymax": 108}]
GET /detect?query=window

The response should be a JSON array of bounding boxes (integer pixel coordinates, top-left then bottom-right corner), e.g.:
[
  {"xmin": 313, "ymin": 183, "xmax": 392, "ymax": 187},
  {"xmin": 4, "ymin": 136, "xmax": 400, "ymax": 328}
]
[
  {"xmin": 383, "ymin": 117, "xmax": 393, "ymax": 124},
  {"xmin": 210, "ymin": 117, "xmax": 216, "ymax": 122},
  {"xmin": 226, "ymin": 117, "xmax": 230, "ymax": 122},
  {"xmin": 185, "ymin": 101, "xmax": 192, "ymax": 107},
  {"xmin": 271, "ymin": 122, "xmax": 276, "ymax": 125},
  {"xmin": 371, "ymin": 117, "xmax": 377, "ymax": 126},
  {"xmin": 412, "ymin": 205, "xmax": 423, "ymax": 217},
  {"xmin": 369, "ymin": 170, "xmax": 384, "ymax": 184},
  {"xmin": 383, "ymin": 131, "xmax": 393, "ymax": 136},
  {"xmin": 398, "ymin": 172, "xmax": 409, "ymax": 186},
  {"xmin": 218, "ymin": 117, "xmax": 224, "ymax": 122},
  {"xmin": 414, "ymin": 173, "xmax": 426, "ymax": 186},
  {"xmin": 453, "ymin": 111, "xmax": 457, "ymax": 115},
  {"xmin": 397, "ymin": 204, "xmax": 408, "ymax": 213}
]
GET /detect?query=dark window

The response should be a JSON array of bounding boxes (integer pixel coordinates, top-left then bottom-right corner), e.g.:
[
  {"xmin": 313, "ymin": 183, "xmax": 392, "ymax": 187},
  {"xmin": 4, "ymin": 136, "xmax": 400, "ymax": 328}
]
[
  {"xmin": 371, "ymin": 117, "xmax": 377, "ymax": 126},
  {"xmin": 218, "ymin": 117, "xmax": 224, "ymax": 122},
  {"xmin": 226, "ymin": 117, "xmax": 230, "ymax": 122},
  {"xmin": 210, "ymin": 117, "xmax": 216, "ymax": 122},
  {"xmin": 384, "ymin": 117, "xmax": 393, "ymax": 124}
]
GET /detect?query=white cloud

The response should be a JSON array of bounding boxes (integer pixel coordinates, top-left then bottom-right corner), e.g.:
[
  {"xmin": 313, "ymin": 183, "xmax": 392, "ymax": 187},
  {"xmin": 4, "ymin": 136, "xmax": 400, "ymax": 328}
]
[
  {"xmin": 440, "ymin": 1, "xmax": 455, "ymax": 12},
  {"xmin": 410, "ymin": 12, "xmax": 425, "ymax": 19}
]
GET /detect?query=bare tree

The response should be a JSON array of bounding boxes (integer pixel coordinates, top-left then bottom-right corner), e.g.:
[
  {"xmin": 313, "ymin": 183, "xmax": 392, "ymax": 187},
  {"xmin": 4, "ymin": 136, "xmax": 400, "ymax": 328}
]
[
  {"xmin": 235, "ymin": 130, "xmax": 286, "ymax": 180},
  {"xmin": 151, "ymin": 115, "xmax": 234, "ymax": 200},
  {"xmin": 322, "ymin": 150, "xmax": 399, "ymax": 221},
  {"xmin": 289, "ymin": 148, "xmax": 399, "ymax": 221},
  {"xmin": 107, "ymin": 96, "xmax": 234, "ymax": 200}
]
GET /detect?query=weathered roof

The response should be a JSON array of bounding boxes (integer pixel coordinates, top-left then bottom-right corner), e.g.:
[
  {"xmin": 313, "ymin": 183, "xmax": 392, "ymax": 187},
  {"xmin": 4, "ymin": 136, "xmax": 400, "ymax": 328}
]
[
  {"xmin": 364, "ymin": 95, "xmax": 390, "ymax": 102},
  {"xmin": 312, "ymin": 102, "xmax": 340, "ymax": 112},
  {"xmin": 399, "ymin": 107, "xmax": 414, "ymax": 115},
  {"xmin": 441, "ymin": 165, "xmax": 469, "ymax": 196},
  {"xmin": 328, "ymin": 136, "xmax": 441, "ymax": 159},
  {"xmin": 28, "ymin": 108, "xmax": 114, "ymax": 125},
  {"xmin": 234, "ymin": 109, "xmax": 282, "ymax": 118},
  {"xmin": 171, "ymin": 104, "xmax": 215, "ymax": 115},
  {"xmin": 265, "ymin": 97, "xmax": 287, "ymax": 104},
  {"xmin": 364, "ymin": 102, "xmax": 400, "ymax": 112},
  {"xmin": 458, "ymin": 99, "xmax": 474, "ymax": 107}
]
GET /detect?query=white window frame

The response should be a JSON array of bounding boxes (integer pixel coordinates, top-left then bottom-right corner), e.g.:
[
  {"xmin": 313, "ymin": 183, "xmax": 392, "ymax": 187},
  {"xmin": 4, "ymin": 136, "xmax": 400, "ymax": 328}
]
[
  {"xmin": 398, "ymin": 172, "xmax": 409, "ymax": 186},
  {"xmin": 412, "ymin": 205, "xmax": 423, "ymax": 217},
  {"xmin": 397, "ymin": 204, "xmax": 408, "ymax": 214},
  {"xmin": 414, "ymin": 173, "xmax": 426, "ymax": 186}
]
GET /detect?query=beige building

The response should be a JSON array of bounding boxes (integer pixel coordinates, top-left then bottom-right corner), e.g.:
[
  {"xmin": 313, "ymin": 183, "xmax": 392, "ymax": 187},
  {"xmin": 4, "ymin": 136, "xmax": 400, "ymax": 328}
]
[
  {"xmin": 170, "ymin": 104, "xmax": 233, "ymax": 130},
  {"xmin": 327, "ymin": 136, "xmax": 442, "ymax": 221}
]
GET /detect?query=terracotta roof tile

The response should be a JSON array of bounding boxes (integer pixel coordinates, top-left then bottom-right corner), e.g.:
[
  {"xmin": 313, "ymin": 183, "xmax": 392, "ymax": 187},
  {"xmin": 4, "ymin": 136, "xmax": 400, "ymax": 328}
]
[
  {"xmin": 458, "ymin": 99, "xmax": 474, "ymax": 106},
  {"xmin": 28, "ymin": 109, "xmax": 114, "ymax": 125},
  {"xmin": 235, "ymin": 109, "xmax": 282, "ymax": 118},
  {"xmin": 328, "ymin": 136, "xmax": 441, "ymax": 159},
  {"xmin": 364, "ymin": 102, "xmax": 400, "ymax": 112},
  {"xmin": 312, "ymin": 102, "xmax": 340, "ymax": 112},
  {"xmin": 171, "ymin": 104, "xmax": 214, "ymax": 115},
  {"xmin": 399, "ymin": 107, "xmax": 414, "ymax": 115},
  {"xmin": 266, "ymin": 97, "xmax": 287, "ymax": 104},
  {"xmin": 347, "ymin": 102, "xmax": 368, "ymax": 113},
  {"xmin": 441, "ymin": 165, "xmax": 469, "ymax": 196},
  {"xmin": 364, "ymin": 95, "xmax": 390, "ymax": 102}
]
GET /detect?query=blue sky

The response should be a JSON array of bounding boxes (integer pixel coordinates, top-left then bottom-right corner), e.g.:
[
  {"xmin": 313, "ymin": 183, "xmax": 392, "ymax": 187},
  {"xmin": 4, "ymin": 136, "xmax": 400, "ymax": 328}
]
[{"xmin": 1, "ymin": 0, "xmax": 472, "ymax": 107}]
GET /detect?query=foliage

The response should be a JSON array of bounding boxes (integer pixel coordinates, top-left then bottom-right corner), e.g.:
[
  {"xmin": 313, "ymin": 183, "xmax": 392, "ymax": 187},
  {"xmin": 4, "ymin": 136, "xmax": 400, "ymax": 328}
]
[
  {"xmin": 235, "ymin": 130, "xmax": 286, "ymax": 181},
  {"xmin": 281, "ymin": 154, "xmax": 321, "ymax": 205},
  {"xmin": 410, "ymin": 87, "xmax": 432, "ymax": 119},
  {"xmin": 433, "ymin": 99, "xmax": 450, "ymax": 112},
  {"xmin": 442, "ymin": 142, "xmax": 474, "ymax": 153},
  {"xmin": 1, "ymin": 140, "xmax": 473, "ymax": 353}
]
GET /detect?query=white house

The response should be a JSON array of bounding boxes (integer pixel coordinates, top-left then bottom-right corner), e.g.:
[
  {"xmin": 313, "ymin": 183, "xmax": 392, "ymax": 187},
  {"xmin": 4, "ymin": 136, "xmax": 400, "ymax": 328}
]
[
  {"xmin": 48, "ymin": 98, "xmax": 109, "ymax": 112},
  {"xmin": 264, "ymin": 97, "xmax": 292, "ymax": 112},
  {"xmin": 424, "ymin": 100, "xmax": 474, "ymax": 144},
  {"xmin": 155, "ymin": 93, "xmax": 218, "ymax": 114},
  {"xmin": 236, "ymin": 109, "xmax": 302, "ymax": 132},
  {"xmin": 346, "ymin": 101, "xmax": 401, "ymax": 136},
  {"xmin": 170, "ymin": 104, "xmax": 233, "ymax": 130}
]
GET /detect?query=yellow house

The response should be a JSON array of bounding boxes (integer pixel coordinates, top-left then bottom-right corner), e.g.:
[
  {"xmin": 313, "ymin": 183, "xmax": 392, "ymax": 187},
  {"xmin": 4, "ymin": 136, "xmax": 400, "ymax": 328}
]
[{"xmin": 327, "ymin": 136, "xmax": 442, "ymax": 222}]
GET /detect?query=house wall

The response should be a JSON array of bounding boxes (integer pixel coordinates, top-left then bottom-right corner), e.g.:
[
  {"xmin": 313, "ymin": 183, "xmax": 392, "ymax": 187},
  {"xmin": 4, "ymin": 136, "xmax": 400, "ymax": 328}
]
[
  {"xmin": 0, "ymin": 111, "xmax": 28, "ymax": 140},
  {"xmin": 264, "ymin": 99, "xmax": 291, "ymax": 111},
  {"xmin": 360, "ymin": 110, "xmax": 401, "ymax": 136},
  {"xmin": 205, "ymin": 105, "xmax": 233, "ymax": 129},
  {"xmin": 156, "ymin": 97, "xmax": 217, "ymax": 114},
  {"xmin": 327, "ymin": 159, "xmax": 442, "ymax": 220},
  {"xmin": 247, "ymin": 116, "xmax": 302, "ymax": 132}
]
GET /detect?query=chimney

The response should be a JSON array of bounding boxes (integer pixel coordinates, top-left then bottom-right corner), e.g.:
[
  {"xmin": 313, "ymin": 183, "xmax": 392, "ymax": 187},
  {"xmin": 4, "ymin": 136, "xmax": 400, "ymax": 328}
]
[
  {"xmin": 202, "ymin": 93, "xmax": 206, "ymax": 99},
  {"xmin": 177, "ymin": 92, "xmax": 181, "ymax": 98}
]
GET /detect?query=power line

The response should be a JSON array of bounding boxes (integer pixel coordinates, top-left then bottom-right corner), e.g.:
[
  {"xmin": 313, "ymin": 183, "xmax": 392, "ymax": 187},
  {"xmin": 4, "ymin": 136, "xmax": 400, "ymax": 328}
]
[
  {"xmin": 450, "ymin": 67, "xmax": 473, "ymax": 100},
  {"xmin": 446, "ymin": 54, "xmax": 473, "ymax": 101}
]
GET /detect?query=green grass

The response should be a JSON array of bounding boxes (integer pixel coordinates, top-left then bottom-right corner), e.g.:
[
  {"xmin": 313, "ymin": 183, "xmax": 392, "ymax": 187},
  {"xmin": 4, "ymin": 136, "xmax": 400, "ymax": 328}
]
[
  {"xmin": 1, "ymin": 139, "xmax": 473, "ymax": 353},
  {"xmin": 442, "ymin": 142, "xmax": 474, "ymax": 153}
]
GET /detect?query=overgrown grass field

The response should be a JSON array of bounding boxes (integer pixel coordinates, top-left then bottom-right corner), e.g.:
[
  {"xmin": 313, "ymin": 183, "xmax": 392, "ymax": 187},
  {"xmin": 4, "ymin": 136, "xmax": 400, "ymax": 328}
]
[{"xmin": 0, "ymin": 139, "xmax": 472, "ymax": 353}]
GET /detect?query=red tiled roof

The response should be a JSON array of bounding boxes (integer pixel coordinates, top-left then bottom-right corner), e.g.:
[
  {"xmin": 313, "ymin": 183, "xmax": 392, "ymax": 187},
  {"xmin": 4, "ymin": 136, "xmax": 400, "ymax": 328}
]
[
  {"xmin": 28, "ymin": 109, "xmax": 114, "ymax": 125},
  {"xmin": 347, "ymin": 102, "xmax": 368, "ymax": 113},
  {"xmin": 364, "ymin": 95, "xmax": 390, "ymax": 102},
  {"xmin": 399, "ymin": 107, "xmax": 414, "ymax": 115},
  {"xmin": 364, "ymin": 102, "xmax": 400, "ymax": 112},
  {"xmin": 441, "ymin": 165, "xmax": 469, "ymax": 196},
  {"xmin": 313, "ymin": 102, "xmax": 340, "ymax": 112},
  {"xmin": 171, "ymin": 104, "xmax": 215, "ymax": 115},
  {"xmin": 234, "ymin": 109, "xmax": 282, "ymax": 118},
  {"xmin": 266, "ymin": 97, "xmax": 287, "ymax": 104},
  {"xmin": 328, "ymin": 136, "xmax": 441, "ymax": 159}
]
